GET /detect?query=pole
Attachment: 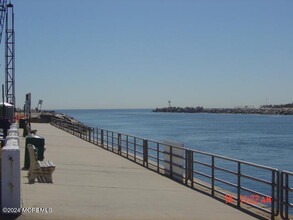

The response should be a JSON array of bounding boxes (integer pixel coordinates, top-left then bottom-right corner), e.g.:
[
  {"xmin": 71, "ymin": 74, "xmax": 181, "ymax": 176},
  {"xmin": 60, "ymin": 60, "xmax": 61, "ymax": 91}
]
[{"xmin": 2, "ymin": 84, "xmax": 5, "ymax": 118}]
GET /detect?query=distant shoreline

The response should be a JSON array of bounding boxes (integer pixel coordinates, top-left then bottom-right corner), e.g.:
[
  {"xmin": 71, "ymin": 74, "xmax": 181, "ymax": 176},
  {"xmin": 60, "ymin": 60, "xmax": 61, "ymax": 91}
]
[{"xmin": 153, "ymin": 106, "xmax": 293, "ymax": 115}]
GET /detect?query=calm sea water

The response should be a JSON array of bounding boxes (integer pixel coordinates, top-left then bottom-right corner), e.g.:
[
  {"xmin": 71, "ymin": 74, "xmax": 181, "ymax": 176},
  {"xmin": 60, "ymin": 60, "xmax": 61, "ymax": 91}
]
[{"xmin": 56, "ymin": 108, "xmax": 293, "ymax": 210}]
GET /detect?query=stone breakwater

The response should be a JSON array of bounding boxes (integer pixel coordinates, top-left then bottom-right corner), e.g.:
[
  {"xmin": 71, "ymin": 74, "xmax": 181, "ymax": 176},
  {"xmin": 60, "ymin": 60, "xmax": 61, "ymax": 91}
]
[
  {"xmin": 30, "ymin": 111, "xmax": 89, "ymax": 128},
  {"xmin": 153, "ymin": 107, "xmax": 293, "ymax": 115}
]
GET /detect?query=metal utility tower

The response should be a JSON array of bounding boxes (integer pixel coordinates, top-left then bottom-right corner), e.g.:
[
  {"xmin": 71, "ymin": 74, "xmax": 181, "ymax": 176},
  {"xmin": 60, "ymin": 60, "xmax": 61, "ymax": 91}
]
[
  {"xmin": 5, "ymin": 3, "xmax": 15, "ymax": 106},
  {"xmin": 0, "ymin": 0, "xmax": 7, "ymax": 45}
]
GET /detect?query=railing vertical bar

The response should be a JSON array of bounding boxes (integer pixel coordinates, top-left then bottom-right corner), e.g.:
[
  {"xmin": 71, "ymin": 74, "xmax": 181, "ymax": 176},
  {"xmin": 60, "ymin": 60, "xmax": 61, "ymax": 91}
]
[
  {"xmin": 143, "ymin": 139, "xmax": 148, "ymax": 167},
  {"xmin": 134, "ymin": 137, "xmax": 136, "ymax": 162},
  {"xmin": 185, "ymin": 150, "xmax": 188, "ymax": 185},
  {"xmin": 285, "ymin": 173, "xmax": 289, "ymax": 219},
  {"xmin": 101, "ymin": 129, "xmax": 104, "ymax": 147},
  {"xmin": 275, "ymin": 170, "xmax": 280, "ymax": 217},
  {"xmin": 96, "ymin": 128, "xmax": 99, "ymax": 145},
  {"xmin": 111, "ymin": 132, "xmax": 114, "ymax": 152},
  {"xmin": 237, "ymin": 162, "xmax": 241, "ymax": 207},
  {"xmin": 118, "ymin": 133, "xmax": 121, "ymax": 155},
  {"xmin": 157, "ymin": 143, "xmax": 159, "ymax": 173},
  {"xmin": 93, "ymin": 128, "xmax": 96, "ymax": 144},
  {"xmin": 271, "ymin": 170, "xmax": 275, "ymax": 220},
  {"xmin": 126, "ymin": 135, "xmax": 129, "ymax": 158},
  {"xmin": 106, "ymin": 130, "xmax": 109, "ymax": 150},
  {"xmin": 191, "ymin": 152, "xmax": 194, "ymax": 188},
  {"xmin": 280, "ymin": 172, "xmax": 284, "ymax": 219},
  {"xmin": 211, "ymin": 156, "xmax": 215, "ymax": 197},
  {"xmin": 170, "ymin": 145, "xmax": 173, "ymax": 178}
]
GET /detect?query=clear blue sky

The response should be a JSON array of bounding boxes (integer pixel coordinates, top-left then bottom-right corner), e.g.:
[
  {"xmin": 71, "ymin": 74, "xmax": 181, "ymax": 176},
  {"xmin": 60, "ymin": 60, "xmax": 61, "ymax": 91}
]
[{"xmin": 6, "ymin": 0, "xmax": 293, "ymax": 109}]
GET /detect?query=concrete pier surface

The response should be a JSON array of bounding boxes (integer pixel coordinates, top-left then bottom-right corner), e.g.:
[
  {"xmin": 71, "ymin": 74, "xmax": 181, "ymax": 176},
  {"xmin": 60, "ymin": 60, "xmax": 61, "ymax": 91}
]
[{"xmin": 17, "ymin": 123, "xmax": 258, "ymax": 220}]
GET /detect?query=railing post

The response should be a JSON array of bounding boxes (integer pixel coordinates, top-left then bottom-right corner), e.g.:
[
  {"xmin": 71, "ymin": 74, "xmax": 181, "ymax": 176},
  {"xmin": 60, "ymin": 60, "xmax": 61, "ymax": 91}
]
[
  {"xmin": 191, "ymin": 152, "xmax": 194, "ymax": 188},
  {"xmin": 101, "ymin": 130, "xmax": 104, "ymax": 147},
  {"xmin": 89, "ymin": 128, "xmax": 91, "ymax": 142},
  {"xmin": 106, "ymin": 130, "xmax": 109, "ymax": 150},
  {"xmin": 126, "ymin": 135, "xmax": 129, "ymax": 158},
  {"xmin": 111, "ymin": 132, "xmax": 114, "ymax": 152},
  {"xmin": 143, "ymin": 139, "xmax": 148, "ymax": 167},
  {"xmin": 237, "ymin": 162, "xmax": 241, "ymax": 207},
  {"xmin": 157, "ymin": 143, "xmax": 160, "ymax": 173},
  {"xmin": 170, "ymin": 145, "xmax": 173, "ymax": 178},
  {"xmin": 118, "ymin": 133, "xmax": 122, "ymax": 155},
  {"xmin": 280, "ymin": 172, "xmax": 284, "ymax": 219},
  {"xmin": 284, "ymin": 173, "xmax": 289, "ymax": 220},
  {"xmin": 93, "ymin": 128, "xmax": 96, "ymax": 143},
  {"xmin": 275, "ymin": 170, "xmax": 280, "ymax": 217},
  {"xmin": 185, "ymin": 150, "xmax": 188, "ymax": 185},
  {"xmin": 96, "ymin": 128, "xmax": 99, "ymax": 145},
  {"xmin": 134, "ymin": 137, "xmax": 136, "ymax": 162},
  {"xmin": 271, "ymin": 170, "xmax": 276, "ymax": 220},
  {"xmin": 211, "ymin": 156, "xmax": 215, "ymax": 196}
]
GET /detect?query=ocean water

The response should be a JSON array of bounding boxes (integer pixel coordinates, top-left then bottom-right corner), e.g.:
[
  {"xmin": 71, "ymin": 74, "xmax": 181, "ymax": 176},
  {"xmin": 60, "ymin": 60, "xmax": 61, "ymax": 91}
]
[{"xmin": 56, "ymin": 108, "xmax": 293, "ymax": 212}]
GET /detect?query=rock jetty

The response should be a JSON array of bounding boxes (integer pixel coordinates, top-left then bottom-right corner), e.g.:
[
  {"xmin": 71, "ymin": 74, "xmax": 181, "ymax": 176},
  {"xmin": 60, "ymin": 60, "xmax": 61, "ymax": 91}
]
[
  {"xmin": 153, "ymin": 104, "xmax": 293, "ymax": 115},
  {"xmin": 30, "ymin": 111, "xmax": 88, "ymax": 127}
]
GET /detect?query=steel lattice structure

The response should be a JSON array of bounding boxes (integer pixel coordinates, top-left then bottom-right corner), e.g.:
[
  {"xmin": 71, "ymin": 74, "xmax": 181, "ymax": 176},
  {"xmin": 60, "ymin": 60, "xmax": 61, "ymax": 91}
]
[
  {"xmin": 0, "ymin": 0, "xmax": 7, "ymax": 45},
  {"xmin": 5, "ymin": 3, "xmax": 15, "ymax": 106}
]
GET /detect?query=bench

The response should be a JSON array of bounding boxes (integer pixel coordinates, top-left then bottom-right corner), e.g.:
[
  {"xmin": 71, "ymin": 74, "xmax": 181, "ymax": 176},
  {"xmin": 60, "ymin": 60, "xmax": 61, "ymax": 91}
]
[{"xmin": 27, "ymin": 144, "xmax": 55, "ymax": 183}]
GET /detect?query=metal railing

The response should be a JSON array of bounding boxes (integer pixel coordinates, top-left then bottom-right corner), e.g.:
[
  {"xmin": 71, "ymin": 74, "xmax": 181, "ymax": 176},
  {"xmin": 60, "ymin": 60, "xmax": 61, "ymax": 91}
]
[
  {"xmin": 50, "ymin": 117, "xmax": 291, "ymax": 219},
  {"xmin": 280, "ymin": 171, "xmax": 293, "ymax": 220},
  {"xmin": 186, "ymin": 149, "xmax": 279, "ymax": 218}
]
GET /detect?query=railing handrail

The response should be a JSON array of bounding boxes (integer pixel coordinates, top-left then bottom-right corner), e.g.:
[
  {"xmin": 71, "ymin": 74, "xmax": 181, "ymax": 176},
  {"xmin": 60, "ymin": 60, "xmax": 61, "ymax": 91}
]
[{"xmin": 282, "ymin": 170, "xmax": 293, "ymax": 175}]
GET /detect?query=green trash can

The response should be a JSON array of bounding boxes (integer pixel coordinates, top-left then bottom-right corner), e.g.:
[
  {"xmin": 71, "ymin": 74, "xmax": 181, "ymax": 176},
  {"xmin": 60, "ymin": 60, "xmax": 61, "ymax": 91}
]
[
  {"xmin": 24, "ymin": 136, "xmax": 45, "ymax": 169},
  {"xmin": 19, "ymin": 118, "xmax": 26, "ymax": 129}
]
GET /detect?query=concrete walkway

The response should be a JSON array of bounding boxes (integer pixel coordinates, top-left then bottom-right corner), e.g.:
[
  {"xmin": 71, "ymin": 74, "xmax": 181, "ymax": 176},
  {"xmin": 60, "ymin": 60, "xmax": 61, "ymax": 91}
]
[{"xmin": 17, "ymin": 123, "xmax": 258, "ymax": 220}]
